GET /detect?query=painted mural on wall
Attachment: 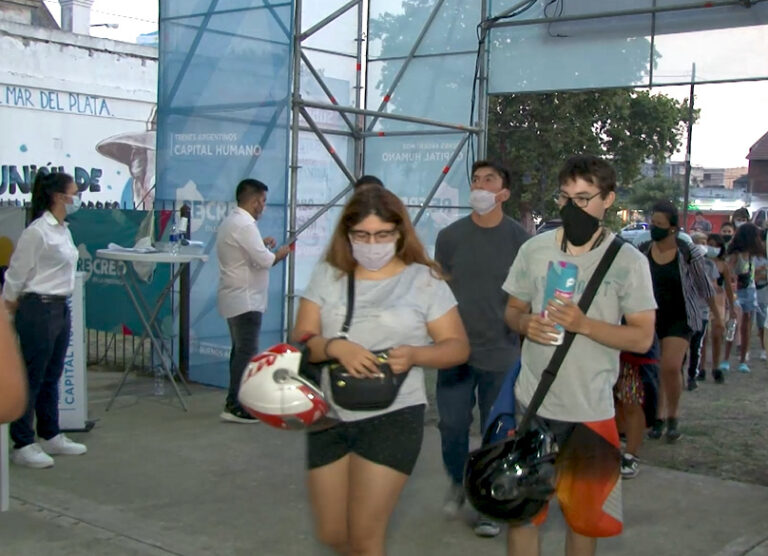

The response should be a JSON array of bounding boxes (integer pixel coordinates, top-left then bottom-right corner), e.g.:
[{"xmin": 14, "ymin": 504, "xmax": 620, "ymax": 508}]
[{"xmin": 0, "ymin": 84, "xmax": 157, "ymax": 208}]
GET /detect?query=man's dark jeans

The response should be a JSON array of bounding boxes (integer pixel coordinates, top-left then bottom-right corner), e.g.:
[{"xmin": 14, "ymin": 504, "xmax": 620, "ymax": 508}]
[
  {"xmin": 10, "ymin": 295, "xmax": 71, "ymax": 449},
  {"xmin": 226, "ymin": 311, "xmax": 263, "ymax": 408},
  {"xmin": 436, "ymin": 364, "xmax": 507, "ymax": 486}
]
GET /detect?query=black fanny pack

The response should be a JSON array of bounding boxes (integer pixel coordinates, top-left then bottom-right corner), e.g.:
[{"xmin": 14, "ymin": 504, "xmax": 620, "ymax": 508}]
[
  {"xmin": 328, "ymin": 348, "xmax": 408, "ymax": 411},
  {"xmin": 302, "ymin": 273, "xmax": 408, "ymax": 411}
]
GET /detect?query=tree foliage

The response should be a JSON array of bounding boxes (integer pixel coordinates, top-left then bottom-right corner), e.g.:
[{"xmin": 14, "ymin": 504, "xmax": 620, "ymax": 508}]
[
  {"xmin": 488, "ymin": 90, "xmax": 694, "ymax": 221},
  {"xmin": 366, "ymin": 1, "xmax": 695, "ymax": 226},
  {"xmin": 622, "ymin": 175, "xmax": 684, "ymax": 214}
]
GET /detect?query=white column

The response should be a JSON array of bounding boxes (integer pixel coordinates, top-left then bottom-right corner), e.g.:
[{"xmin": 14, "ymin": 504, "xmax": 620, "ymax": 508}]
[{"xmin": 59, "ymin": 0, "xmax": 94, "ymax": 35}]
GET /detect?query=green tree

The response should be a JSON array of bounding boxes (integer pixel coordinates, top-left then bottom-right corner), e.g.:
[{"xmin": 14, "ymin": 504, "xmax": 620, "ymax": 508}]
[
  {"xmin": 488, "ymin": 90, "xmax": 694, "ymax": 223},
  {"xmin": 622, "ymin": 175, "xmax": 683, "ymax": 214}
]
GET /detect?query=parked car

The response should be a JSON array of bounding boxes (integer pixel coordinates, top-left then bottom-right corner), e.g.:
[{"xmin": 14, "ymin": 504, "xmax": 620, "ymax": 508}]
[
  {"xmin": 536, "ymin": 219, "xmax": 562, "ymax": 234},
  {"xmin": 619, "ymin": 222, "xmax": 649, "ymax": 243}
]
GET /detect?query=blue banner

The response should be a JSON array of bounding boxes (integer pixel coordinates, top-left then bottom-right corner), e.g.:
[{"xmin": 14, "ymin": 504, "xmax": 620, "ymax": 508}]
[{"xmin": 157, "ymin": 1, "xmax": 294, "ymax": 387}]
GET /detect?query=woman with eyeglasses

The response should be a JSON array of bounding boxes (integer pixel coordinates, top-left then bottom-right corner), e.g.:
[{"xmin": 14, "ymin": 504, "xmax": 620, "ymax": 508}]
[
  {"xmin": 2, "ymin": 171, "xmax": 87, "ymax": 469},
  {"xmin": 292, "ymin": 186, "xmax": 469, "ymax": 555}
]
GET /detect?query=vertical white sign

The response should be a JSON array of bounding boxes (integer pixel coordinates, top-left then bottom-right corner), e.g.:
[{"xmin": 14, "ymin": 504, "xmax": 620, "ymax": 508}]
[{"xmin": 58, "ymin": 272, "xmax": 88, "ymax": 430}]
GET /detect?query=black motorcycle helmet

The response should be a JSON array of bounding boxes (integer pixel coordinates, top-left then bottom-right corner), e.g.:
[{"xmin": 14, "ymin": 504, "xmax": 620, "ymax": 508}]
[{"xmin": 463, "ymin": 418, "xmax": 558, "ymax": 523}]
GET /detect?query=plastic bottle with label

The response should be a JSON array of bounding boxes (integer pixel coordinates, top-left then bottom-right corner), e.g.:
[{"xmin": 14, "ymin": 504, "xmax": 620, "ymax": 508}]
[
  {"xmin": 168, "ymin": 221, "xmax": 180, "ymax": 255},
  {"xmin": 541, "ymin": 261, "xmax": 579, "ymax": 345},
  {"xmin": 725, "ymin": 319, "xmax": 737, "ymax": 342}
]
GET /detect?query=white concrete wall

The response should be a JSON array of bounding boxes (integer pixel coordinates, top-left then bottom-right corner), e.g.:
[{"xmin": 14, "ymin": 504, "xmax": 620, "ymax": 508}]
[{"xmin": 0, "ymin": 20, "xmax": 158, "ymax": 207}]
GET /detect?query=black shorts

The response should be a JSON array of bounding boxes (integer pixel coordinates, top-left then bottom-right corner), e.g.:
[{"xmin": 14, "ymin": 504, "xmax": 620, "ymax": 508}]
[
  {"xmin": 656, "ymin": 317, "xmax": 692, "ymax": 341},
  {"xmin": 306, "ymin": 404, "xmax": 425, "ymax": 475}
]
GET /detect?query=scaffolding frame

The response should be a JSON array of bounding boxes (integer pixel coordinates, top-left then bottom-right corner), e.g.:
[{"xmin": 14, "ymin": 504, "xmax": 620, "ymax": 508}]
[
  {"xmin": 285, "ymin": 0, "xmax": 485, "ymax": 329},
  {"xmin": 158, "ymin": 0, "xmax": 768, "ymax": 340}
]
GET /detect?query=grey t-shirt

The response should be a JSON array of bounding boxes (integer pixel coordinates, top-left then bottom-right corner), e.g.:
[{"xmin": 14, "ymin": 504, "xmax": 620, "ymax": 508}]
[
  {"xmin": 301, "ymin": 261, "xmax": 457, "ymax": 422},
  {"xmin": 435, "ymin": 215, "xmax": 530, "ymax": 372},
  {"xmin": 502, "ymin": 232, "xmax": 657, "ymax": 422}
]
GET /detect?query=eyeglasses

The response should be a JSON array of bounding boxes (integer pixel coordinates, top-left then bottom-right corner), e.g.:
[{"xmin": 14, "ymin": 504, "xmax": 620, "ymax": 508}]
[
  {"xmin": 553, "ymin": 190, "xmax": 601, "ymax": 209},
  {"xmin": 348, "ymin": 229, "xmax": 398, "ymax": 243}
]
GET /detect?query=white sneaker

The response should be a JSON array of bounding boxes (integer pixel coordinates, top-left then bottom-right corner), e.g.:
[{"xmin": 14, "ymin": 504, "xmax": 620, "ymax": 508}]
[
  {"xmin": 442, "ymin": 483, "xmax": 465, "ymax": 519},
  {"xmin": 760, "ymin": 350, "xmax": 767, "ymax": 361},
  {"xmin": 473, "ymin": 518, "xmax": 501, "ymax": 537},
  {"xmin": 39, "ymin": 434, "xmax": 87, "ymax": 456},
  {"xmin": 11, "ymin": 443, "xmax": 54, "ymax": 469}
]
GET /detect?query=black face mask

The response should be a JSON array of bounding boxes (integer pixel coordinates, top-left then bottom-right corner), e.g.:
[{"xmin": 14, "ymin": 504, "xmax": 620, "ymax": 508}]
[
  {"xmin": 559, "ymin": 200, "xmax": 600, "ymax": 247},
  {"xmin": 650, "ymin": 225, "xmax": 671, "ymax": 242},
  {"xmin": 722, "ymin": 234, "xmax": 733, "ymax": 243}
]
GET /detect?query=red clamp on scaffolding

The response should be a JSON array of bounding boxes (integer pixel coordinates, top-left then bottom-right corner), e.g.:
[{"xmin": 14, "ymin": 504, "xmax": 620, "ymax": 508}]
[
  {"xmin": 442, "ymin": 166, "xmax": 451, "ymax": 174},
  {"xmin": 378, "ymin": 131, "xmax": 385, "ymax": 137},
  {"xmin": 383, "ymin": 94, "xmax": 391, "ymax": 102}
]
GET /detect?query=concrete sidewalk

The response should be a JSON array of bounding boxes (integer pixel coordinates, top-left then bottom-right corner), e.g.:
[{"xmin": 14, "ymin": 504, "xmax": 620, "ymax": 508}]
[{"xmin": 1, "ymin": 371, "xmax": 767, "ymax": 556}]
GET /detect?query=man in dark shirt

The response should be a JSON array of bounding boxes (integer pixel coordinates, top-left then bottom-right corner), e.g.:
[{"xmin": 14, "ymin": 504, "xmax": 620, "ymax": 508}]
[
  {"xmin": 434, "ymin": 159, "xmax": 529, "ymax": 538},
  {"xmin": 691, "ymin": 211, "xmax": 712, "ymax": 233}
]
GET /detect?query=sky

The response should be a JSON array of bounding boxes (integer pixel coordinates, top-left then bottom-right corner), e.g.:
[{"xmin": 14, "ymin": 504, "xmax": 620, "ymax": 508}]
[
  {"xmin": 40, "ymin": 0, "xmax": 768, "ymax": 170},
  {"xmin": 43, "ymin": 0, "xmax": 158, "ymax": 43}
]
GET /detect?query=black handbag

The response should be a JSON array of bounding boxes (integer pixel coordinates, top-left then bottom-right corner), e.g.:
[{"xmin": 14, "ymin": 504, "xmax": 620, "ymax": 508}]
[{"xmin": 301, "ymin": 272, "xmax": 408, "ymax": 411}]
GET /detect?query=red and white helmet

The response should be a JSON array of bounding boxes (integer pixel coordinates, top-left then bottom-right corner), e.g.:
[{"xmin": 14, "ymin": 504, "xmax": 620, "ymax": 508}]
[{"xmin": 237, "ymin": 343, "xmax": 330, "ymax": 430}]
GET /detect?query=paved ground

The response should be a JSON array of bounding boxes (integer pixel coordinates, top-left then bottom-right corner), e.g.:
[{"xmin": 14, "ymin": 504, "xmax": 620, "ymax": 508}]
[{"xmin": 1, "ymin": 371, "xmax": 767, "ymax": 555}]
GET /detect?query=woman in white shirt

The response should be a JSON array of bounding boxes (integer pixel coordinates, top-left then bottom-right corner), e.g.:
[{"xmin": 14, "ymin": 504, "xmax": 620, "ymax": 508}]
[{"xmin": 2, "ymin": 171, "xmax": 87, "ymax": 469}]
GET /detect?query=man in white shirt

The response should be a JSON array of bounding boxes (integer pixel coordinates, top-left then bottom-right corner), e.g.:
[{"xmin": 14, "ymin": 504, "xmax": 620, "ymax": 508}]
[{"xmin": 216, "ymin": 179, "xmax": 290, "ymax": 423}]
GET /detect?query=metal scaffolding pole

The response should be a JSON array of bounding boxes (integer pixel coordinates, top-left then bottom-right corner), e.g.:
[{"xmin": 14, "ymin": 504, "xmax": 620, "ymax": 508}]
[
  {"xmin": 413, "ymin": 134, "xmax": 470, "ymax": 225},
  {"xmin": 299, "ymin": 106, "xmax": 357, "ymax": 184},
  {"xmin": 301, "ymin": 52, "xmax": 359, "ymax": 135},
  {"xmin": 299, "ymin": 0, "xmax": 359, "ymax": 40},
  {"xmin": 476, "ymin": 0, "xmax": 489, "ymax": 159},
  {"xmin": 165, "ymin": 0, "xmax": 219, "ymax": 106},
  {"xmin": 286, "ymin": 0, "xmax": 304, "ymax": 335},
  {"xmin": 486, "ymin": 0, "xmax": 763, "ymax": 29},
  {"xmin": 301, "ymin": 100, "xmax": 479, "ymax": 133},
  {"xmin": 353, "ymin": 0, "xmax": 366, "ymax": 176},
  {"xmin": 366, "ymin": 0, "xmax": 446, "ymax": 132}
]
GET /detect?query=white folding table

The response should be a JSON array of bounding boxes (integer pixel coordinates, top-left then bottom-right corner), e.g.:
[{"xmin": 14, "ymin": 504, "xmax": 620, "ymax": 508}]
[{"xmin": 96, "ymin": 250, "xmax": 208, "ymax": 411}]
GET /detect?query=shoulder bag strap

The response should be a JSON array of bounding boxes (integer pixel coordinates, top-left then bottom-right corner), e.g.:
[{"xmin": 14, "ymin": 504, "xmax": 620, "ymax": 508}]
[
  {"xmin": 338, "ymin": 271, "xmax": 355, "ymax": 338},
  {"xmin": 515, "ymin": 236, "xmax": 624, "ymax": 436}
]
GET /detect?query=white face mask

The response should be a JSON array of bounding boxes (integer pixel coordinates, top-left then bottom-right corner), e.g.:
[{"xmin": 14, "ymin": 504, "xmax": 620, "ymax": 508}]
[
  {"xmin": 65, "ymin": 195, "xmax": 82, "ymax": 216},
  {"xmin": 351, "ymin": 242, "xmax": 396, "ymax": 271},
  {"xmin": 735, "ymin": 220, "xmax": 747, "ymax": 227},
  {"xmin": 469, "ymin": 189, "xmax": 498, "ymax": 215},
  {"xmin": 706, "ymin": 245, "xmax": 721, "ymax": 258}
]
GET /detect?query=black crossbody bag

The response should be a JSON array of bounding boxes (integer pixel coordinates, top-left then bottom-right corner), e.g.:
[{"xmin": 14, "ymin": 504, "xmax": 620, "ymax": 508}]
[{"xmin": 300, "ymin": 272, "xmax": 409, "ymax": 411}]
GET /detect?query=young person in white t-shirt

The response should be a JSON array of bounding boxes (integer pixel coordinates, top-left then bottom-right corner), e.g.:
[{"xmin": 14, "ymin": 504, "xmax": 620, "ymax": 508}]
[{"xmin": 502, "ymin": 155, "xmax": 656, "ymax": 556}]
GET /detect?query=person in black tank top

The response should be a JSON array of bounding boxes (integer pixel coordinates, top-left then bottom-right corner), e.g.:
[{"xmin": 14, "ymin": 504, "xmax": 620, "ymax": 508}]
[{"xmin": 644, "ymin": 201, "xmax": 721, "ymax": 443}]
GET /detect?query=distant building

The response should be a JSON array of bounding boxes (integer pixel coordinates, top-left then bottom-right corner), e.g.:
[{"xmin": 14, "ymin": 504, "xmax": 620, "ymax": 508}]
[
  {"xmin": 747, "ymin": 131, "xmax": 768, "ymax": 195},
  {"xmin": 0, "ymin": 0, "xmax": 158, "ymax": 208}
]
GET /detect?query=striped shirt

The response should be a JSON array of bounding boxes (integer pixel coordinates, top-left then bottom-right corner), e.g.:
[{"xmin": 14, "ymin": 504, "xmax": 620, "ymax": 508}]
[{"xmin": 640, "ymin": 239, "xmax": 715, "ymax": 332}]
